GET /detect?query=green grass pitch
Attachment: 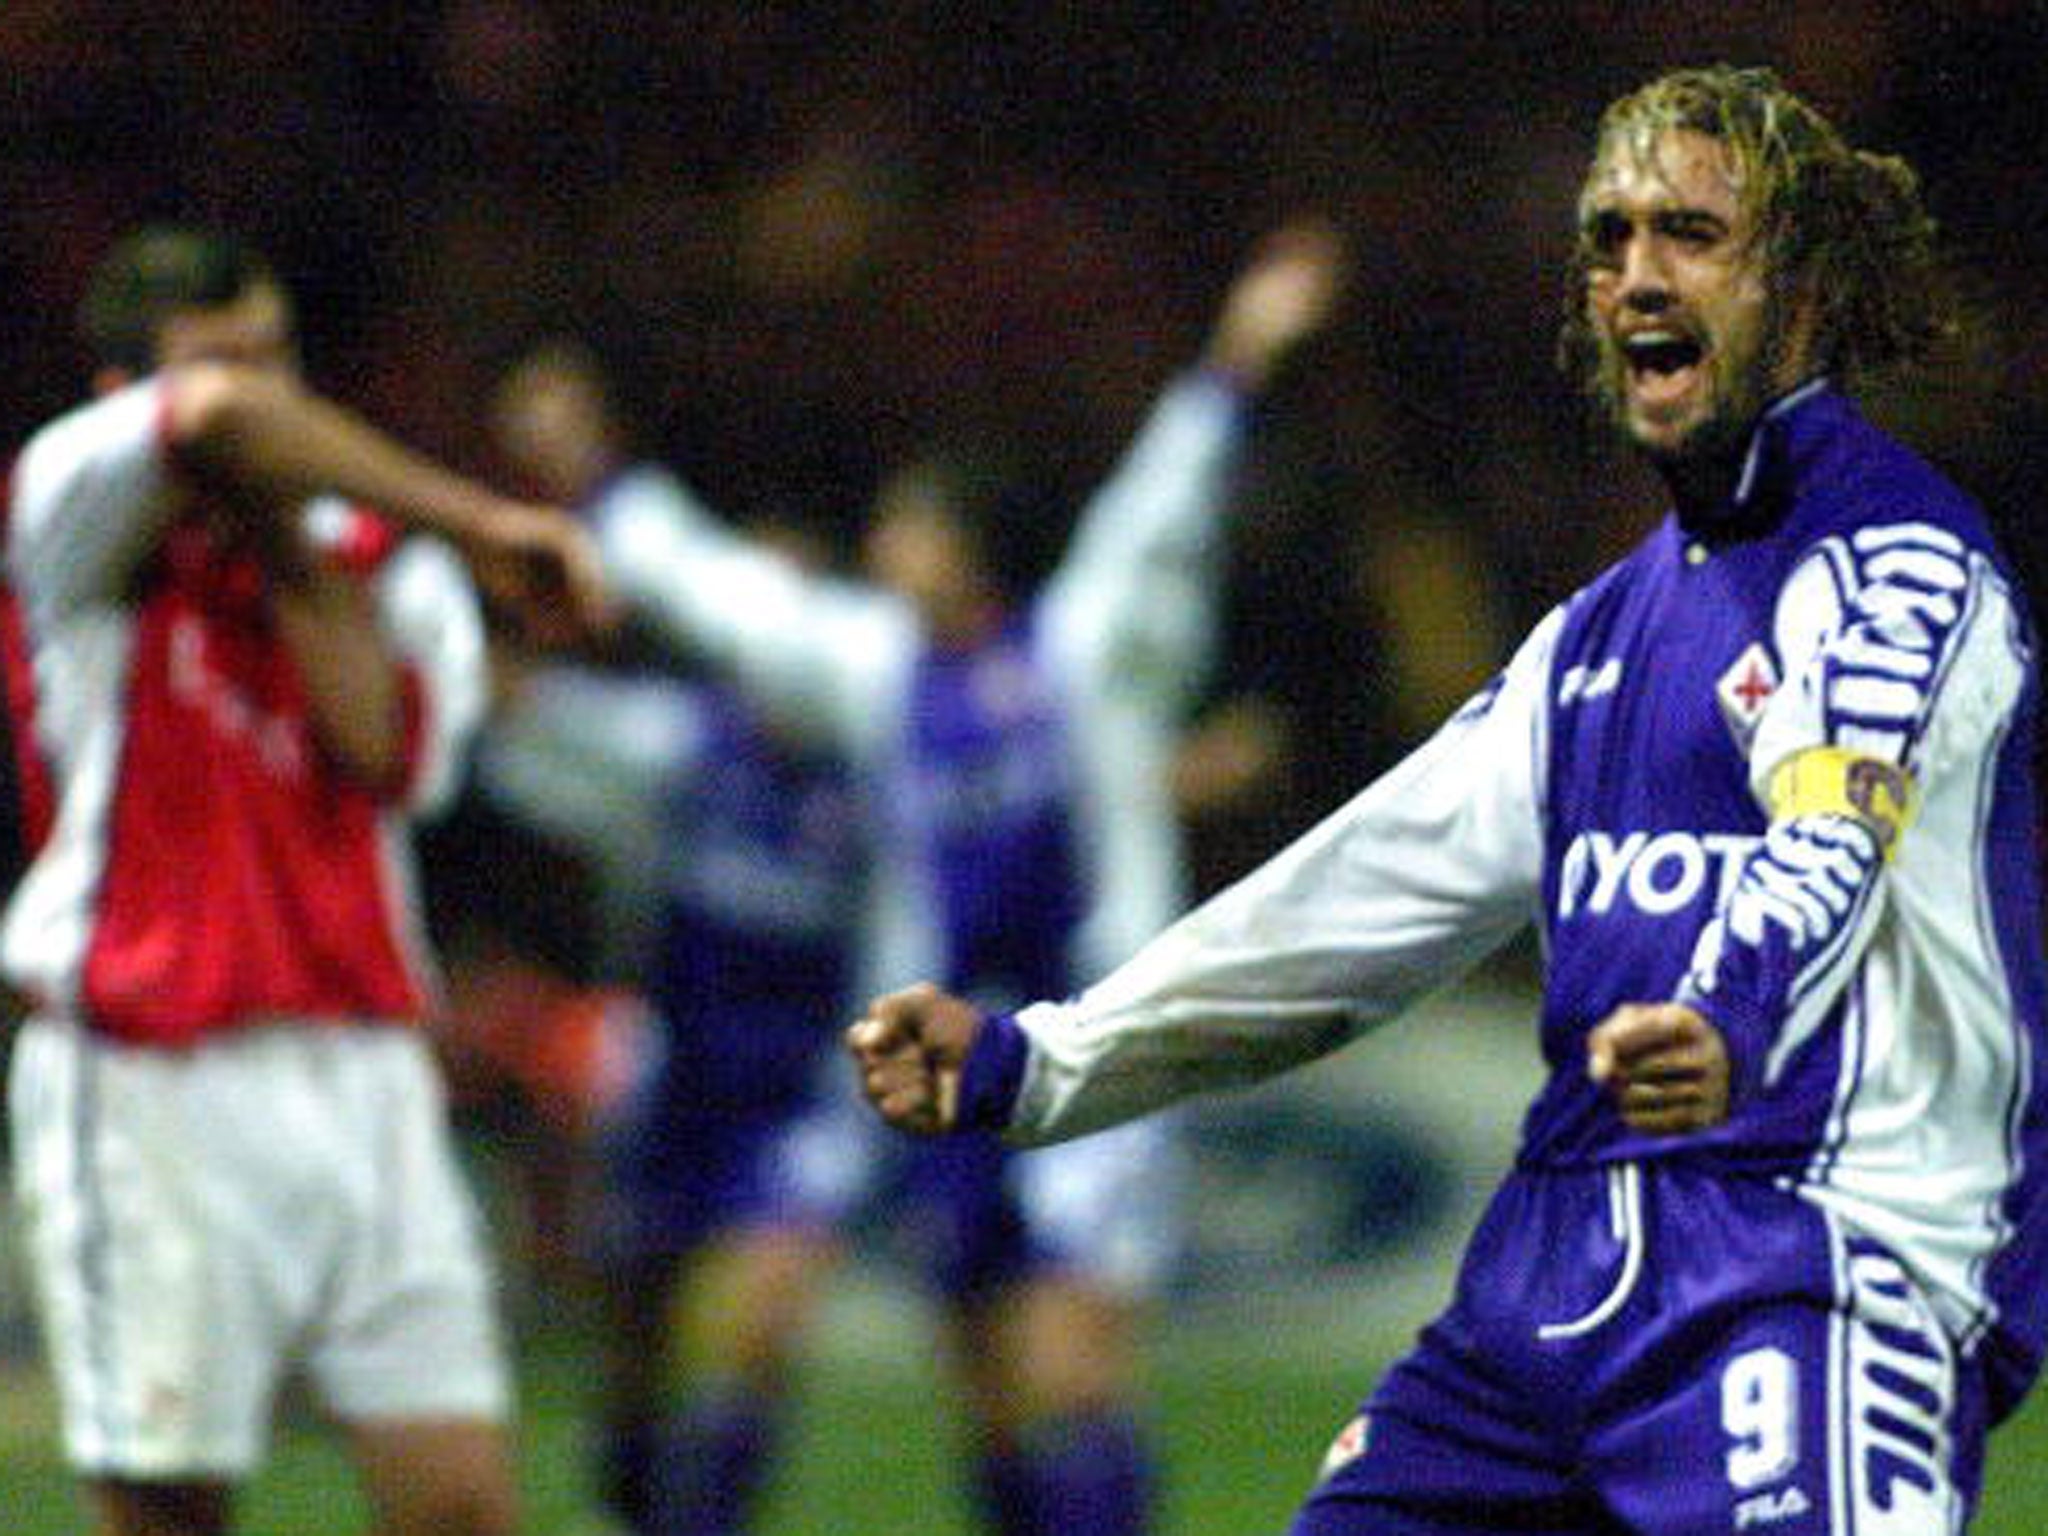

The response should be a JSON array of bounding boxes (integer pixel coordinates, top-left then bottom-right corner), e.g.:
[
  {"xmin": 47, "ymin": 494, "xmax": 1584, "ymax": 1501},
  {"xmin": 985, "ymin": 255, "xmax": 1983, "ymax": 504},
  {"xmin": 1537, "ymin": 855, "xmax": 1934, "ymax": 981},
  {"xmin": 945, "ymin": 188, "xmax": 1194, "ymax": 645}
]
[{"xmin": 6, "ymin": 1306, "xmax": 2048, "ymax": 1533}]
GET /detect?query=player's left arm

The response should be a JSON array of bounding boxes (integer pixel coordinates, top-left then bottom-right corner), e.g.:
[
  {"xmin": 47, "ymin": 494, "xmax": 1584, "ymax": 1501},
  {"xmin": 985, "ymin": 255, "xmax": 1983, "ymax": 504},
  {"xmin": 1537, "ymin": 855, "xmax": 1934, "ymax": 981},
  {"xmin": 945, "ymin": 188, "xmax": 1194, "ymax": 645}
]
[{"xmin": 1659, "ymin": 521, "xmax": 2025, "ymax": 1111}]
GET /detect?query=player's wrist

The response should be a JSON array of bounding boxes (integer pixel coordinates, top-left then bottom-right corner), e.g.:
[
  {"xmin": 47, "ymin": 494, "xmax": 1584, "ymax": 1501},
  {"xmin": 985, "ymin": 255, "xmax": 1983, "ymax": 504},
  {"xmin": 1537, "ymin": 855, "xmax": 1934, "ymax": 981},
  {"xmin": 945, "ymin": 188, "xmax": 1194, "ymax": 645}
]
[
  {"xmin": 1194, "ymin": 354, "xmax": 1262, "ymax": 400},
  {"xmin": 955, "ymin": 1012, "xmax": 1030, "ymax": 1131}
]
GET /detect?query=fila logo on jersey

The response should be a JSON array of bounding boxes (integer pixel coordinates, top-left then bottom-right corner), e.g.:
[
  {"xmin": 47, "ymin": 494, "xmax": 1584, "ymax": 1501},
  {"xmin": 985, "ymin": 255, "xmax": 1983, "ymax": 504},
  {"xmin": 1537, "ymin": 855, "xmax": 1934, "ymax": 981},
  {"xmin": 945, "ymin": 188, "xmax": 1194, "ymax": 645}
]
[
  {"xmin": 1733, "ymin": 1487, "xmax": 1811, "ymax": 1527},
  {"xmin": 1845, "ymin": 1245, "xmax": 1955, "ymax": 1523},
  {"xmin": 1717, "ymin": 642, "xmax": 1778, "ymax": 747},
  {"xmin": 1559, "ymin": 657, "xmax": 1623, "ymax": 705}
]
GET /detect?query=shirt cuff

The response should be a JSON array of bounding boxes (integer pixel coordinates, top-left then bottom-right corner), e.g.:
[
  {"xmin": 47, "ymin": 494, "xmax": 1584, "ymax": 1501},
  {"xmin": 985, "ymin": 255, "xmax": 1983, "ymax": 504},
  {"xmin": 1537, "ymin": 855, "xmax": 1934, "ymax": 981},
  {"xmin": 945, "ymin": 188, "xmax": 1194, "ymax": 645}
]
[
  {"xmin": 1674, "ymin": 987, "xmax": 1768, "ymax": 1107},
  {"xmin": 956, "ymin": 1012, "xmax": 1030, "ymax": 1131}
]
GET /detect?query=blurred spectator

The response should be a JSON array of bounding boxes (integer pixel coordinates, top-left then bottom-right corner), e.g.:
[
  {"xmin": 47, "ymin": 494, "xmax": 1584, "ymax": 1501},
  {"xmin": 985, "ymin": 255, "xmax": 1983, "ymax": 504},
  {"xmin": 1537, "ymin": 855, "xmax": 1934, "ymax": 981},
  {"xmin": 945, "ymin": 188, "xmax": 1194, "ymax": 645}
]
[{"xmin": 3, "ymin": 9, "xmax": 2037, "ymax": 703}]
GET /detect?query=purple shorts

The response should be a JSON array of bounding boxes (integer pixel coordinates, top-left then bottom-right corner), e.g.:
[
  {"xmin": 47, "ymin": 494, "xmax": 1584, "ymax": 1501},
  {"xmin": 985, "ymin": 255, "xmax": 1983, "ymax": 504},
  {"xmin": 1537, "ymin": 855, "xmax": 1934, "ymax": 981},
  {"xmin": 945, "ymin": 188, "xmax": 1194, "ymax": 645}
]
[{"xmin": 1293, "ymin": 1162, "xmax": 1986, "ymax": 1535}]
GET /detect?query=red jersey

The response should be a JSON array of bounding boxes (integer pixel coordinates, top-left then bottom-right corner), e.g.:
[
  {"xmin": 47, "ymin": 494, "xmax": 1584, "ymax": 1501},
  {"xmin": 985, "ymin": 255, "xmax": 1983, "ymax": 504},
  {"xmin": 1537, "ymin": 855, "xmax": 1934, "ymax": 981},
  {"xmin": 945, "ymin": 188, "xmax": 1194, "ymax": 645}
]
[{"xmin": 1, "ymin": 378, "xmax": 487, "ymax": 1045}]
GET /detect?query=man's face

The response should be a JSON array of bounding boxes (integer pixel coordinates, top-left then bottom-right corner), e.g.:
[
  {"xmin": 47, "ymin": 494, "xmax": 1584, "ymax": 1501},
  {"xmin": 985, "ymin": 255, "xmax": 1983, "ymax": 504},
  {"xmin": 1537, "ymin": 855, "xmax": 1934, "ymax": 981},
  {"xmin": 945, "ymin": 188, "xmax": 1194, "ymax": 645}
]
[
  {"xmin": 863, "ymin": 465, "xmax": 980, "ymax": 619},
  {"xmin": 153, "ymin": 280, "xmax": 299, "ymax": 378},
  {"xmin": 1581, "ymin": 128, "xmax": 1802, "ymax": 466},
  {"xmin": 490, "ymin": 351, "xmax": 616, "ymax": 504}
]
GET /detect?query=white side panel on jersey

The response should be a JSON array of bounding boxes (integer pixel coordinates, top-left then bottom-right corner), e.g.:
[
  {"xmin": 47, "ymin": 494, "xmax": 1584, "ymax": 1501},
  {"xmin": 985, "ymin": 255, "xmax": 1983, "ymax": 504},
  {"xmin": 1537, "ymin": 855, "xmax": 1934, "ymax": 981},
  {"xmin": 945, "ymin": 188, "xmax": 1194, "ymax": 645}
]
[
  {"xmin": 8, "ymin": 382, "xmax": 175, "ymax": 630},
  {"xmin": 373, "ymin": 531, "xmax": 489, "ymax": 817},
  {"xmin": 0, "ymin": 617, "xmax": 135, "ymax": 1014}
]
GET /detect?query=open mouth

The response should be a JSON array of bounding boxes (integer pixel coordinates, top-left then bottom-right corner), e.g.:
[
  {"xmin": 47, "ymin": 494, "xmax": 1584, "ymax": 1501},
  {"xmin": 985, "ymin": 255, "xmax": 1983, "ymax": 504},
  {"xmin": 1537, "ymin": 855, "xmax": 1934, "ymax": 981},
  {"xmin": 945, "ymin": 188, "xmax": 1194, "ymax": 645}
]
[{"xmin": 1620, "ymin": 330, "xmax": 1706, "ymax": 409}]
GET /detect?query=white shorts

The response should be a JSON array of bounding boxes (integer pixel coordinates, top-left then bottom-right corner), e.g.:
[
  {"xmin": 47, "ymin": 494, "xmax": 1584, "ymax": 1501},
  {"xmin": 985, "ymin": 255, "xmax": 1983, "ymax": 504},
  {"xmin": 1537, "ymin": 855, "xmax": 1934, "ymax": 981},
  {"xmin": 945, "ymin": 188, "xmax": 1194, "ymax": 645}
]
[{"xmin": 7, "ymin": 1018, "xmax": 511, "ymax": 1480}]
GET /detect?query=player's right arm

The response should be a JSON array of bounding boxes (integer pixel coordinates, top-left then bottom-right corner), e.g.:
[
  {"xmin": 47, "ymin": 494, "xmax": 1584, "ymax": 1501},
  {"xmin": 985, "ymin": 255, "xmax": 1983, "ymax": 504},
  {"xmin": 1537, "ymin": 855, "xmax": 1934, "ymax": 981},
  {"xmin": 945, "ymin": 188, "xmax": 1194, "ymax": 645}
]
[
  {"xmin": 9, "ymin": 365, "xmax": 607, "ymax": 639},
  {"xmin": 853, "ymin": 607, "xmax": 1563, "ymax": 1145},
  {"xmin": 589, "ymin": 467, "xmax": 916, "ymax": 760},
  {"xmin": 164, "ymin": 362, "xmax": 609, "ymax": 638}
]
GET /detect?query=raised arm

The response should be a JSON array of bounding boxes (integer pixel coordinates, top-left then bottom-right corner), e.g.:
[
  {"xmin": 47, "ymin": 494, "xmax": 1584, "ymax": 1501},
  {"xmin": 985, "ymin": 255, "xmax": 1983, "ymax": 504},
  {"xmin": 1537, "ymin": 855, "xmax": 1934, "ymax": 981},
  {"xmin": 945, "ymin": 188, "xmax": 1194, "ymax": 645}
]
[
  {"xmin": 1202, "ymin": 220, "xmax": 1351, "ymax": 393},
  {"xmin": 589, "ymin": 468, "xmax": 915, "ymax": 761},
  {"xmin": 1039, "ymin": 223, "xmax": 1345, "ymax": 698},
  {"xmin": 9, "ymin": 363, "xmax": 605, "ymax": 651}
]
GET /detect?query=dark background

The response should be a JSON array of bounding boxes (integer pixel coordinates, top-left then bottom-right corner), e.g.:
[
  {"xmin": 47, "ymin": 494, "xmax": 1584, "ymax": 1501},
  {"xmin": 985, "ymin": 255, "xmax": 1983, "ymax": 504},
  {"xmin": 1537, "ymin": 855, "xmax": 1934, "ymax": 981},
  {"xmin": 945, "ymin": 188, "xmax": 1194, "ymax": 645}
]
[
  {"xmin": 5, "ymin": 14, "xmax": 2048, "ymax": 1526},
  {"xmin": 4, "ymin": 1, "xmax": 2044, "ymax": 872}
]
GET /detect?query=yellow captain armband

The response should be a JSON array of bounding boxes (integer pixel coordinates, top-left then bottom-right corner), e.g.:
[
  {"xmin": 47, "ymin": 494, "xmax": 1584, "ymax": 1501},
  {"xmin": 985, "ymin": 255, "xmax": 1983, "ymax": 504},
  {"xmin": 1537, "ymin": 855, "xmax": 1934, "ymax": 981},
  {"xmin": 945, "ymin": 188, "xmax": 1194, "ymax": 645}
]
[{"xmin": 1764, "ymin": 746, "xmax": 1918, "ymax": 860}]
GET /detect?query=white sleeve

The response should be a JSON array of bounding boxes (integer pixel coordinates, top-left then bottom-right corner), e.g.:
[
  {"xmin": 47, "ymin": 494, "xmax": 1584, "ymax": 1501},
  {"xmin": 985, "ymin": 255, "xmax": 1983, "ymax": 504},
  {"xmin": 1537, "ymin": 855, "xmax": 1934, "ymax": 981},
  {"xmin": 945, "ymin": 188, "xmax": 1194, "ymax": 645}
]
[
  {"xmin": 1682, "ymin": 521, "xmax": 2023, "ymax": 1087},
  {"xmin": 1036, "ymin": 372, "xmax": 1245, "ymax": 716},
  {"xmin": 591, "ymin": 466, "xmax": 915, "ymax": 760},
  {"xmin": 476, "ymin": 666, "xmax": 704, "ymax": 859},
  {"xmin": 374, "ymin": 533, "xmax": 488, "ymax": 816},
  {"xmin": 1752, "ymin": 522, "xmax": 1990, "ymax": 785},
  {"xmin": 1003, "ymin": 606, "xmax": 1561, "ymax": 1144},
  {"xmin": 7, "ymin": 381, "xmax": 178, "ymax": 630}
]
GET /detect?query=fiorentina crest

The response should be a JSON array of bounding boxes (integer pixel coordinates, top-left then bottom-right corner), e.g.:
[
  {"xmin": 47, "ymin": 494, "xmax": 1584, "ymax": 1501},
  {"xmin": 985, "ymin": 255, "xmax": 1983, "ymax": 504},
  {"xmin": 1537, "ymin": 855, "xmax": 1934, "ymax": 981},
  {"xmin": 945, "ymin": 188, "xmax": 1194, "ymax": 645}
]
[
  {"xmin": 1317, "ymin": 1414, "xmax": 1371, "ymax": 1482},
  {"xmin": 1716, "ymin": 641, "xmax": 1778, "ymax": 748}
]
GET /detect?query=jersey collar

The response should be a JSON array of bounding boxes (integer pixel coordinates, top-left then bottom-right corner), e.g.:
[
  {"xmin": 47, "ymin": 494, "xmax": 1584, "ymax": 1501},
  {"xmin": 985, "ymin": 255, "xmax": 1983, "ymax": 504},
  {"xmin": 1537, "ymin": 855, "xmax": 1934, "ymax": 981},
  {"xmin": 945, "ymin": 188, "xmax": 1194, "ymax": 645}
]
[{"xmin": 1677, "ymin": 376, "xmax": 1841, "ymax": 546}]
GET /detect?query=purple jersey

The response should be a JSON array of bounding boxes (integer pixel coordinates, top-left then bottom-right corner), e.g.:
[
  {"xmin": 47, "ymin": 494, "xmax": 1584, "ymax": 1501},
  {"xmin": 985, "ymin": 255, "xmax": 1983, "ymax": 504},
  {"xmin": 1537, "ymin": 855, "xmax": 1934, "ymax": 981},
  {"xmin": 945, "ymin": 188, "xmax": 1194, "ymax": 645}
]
[
  {"xmin": 899, "ymin": 621, "xmax": 1083, "ymax": 1007},
  {"xmin": 644, "ymin": 685, "xmax": 866, "ymax": 1104},
  {"xmin": 981, "ymin": 384, "xmax": 2047, "ymax": 1527},
  {"xmin": 476, "ymin": 667, "xmax": 868, "ymax": 1257},
  {"xmin": 590, "ymin": 375, "xmax": 1251, "ymax": 1003},
  {"xmin": 1527, "ymin": 387, "xmax": 2046, "ymax": 1410},
  {"xmin": 583, "ymin": 377, "xmax": 1249, "ymax": 1296},
  {"xmin": 599, "ymin": 686, "xmax": 867, "ymax": 1258}
]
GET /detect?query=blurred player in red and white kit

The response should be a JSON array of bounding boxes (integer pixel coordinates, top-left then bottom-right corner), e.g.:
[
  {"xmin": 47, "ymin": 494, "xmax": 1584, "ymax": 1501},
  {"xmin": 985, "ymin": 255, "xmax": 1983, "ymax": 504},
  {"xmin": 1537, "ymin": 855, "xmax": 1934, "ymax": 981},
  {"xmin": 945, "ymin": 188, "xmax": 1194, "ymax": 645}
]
[{"xmin": 1, "ymin": 226, "xmax": 607, "ymax": 1536}]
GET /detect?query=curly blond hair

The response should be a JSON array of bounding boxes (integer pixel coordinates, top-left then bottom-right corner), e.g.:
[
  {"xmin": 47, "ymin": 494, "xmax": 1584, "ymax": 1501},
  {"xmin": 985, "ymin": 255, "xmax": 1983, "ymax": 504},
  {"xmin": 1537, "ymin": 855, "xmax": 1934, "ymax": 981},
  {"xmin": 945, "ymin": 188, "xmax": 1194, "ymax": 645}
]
[{"xmin": 1559, "ymin": 65, "xmax": 1952, "ymax": 393}]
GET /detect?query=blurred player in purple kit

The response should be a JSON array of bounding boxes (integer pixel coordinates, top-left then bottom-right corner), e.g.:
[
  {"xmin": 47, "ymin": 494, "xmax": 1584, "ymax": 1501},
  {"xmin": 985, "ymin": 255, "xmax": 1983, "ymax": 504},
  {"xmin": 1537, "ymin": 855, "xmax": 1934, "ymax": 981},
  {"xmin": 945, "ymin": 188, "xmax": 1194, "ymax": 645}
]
[
  {"xmin": 854, "ymin": 66, "xmax": 2047, "ymax": 1534},
  {"xmin": 2, "ymin": 226, "xmax": 605, "ymax": 1536},
  {"xmin": 476, "ymin": 350, "xmax": 874, "ymax": 1536},
  {"xmin": 498, "ymin": 225, "xmax": 1344, "ymax": 1536}
]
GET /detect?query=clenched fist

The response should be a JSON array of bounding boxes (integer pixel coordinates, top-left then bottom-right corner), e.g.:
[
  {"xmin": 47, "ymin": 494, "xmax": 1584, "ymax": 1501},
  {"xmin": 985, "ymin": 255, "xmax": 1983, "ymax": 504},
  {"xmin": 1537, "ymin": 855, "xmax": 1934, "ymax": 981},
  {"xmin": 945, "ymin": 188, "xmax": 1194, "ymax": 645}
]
[
  {"xmin": 845, "ymin": 982, "xmax": 986, "ymax": 1136},
  {"xmin": 1587, "ymin": 1002, "xmax": 1731, "ymax": 1136}
]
